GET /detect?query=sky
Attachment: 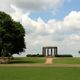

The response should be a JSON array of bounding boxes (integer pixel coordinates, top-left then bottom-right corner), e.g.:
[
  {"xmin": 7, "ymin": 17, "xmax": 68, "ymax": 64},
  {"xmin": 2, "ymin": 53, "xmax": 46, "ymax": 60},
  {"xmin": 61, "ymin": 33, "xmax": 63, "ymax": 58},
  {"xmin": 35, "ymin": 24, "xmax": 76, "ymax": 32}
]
[{"xmin": 0, "ymin": 0, "xmax": 80, "ymax": 57}]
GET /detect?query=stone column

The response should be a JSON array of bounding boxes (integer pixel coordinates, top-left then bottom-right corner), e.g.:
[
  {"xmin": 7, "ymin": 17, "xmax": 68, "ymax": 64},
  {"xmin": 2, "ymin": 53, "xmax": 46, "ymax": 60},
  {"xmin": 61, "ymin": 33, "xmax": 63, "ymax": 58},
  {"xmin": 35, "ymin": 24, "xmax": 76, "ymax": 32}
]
[
  {"xmin": 47, "ymin": 48, "xmax": 49, "ymax": 56},
  {"xmin": 54, "ymin": 47, "xmax": 57, "ymax": 56},
  {"xmin": 45, "ymin": 48, "xmax": 46, "ymax": 56},
  {"xmin": 42, "ymin": 47, "xmax": 46, "ymax": 56},
  {"xmin": 56, "ymin": 47, "xmax": 58, "ymax": 55},
  {"xmin": 51, "ymin": 48, "xmax": 53, "ymax": 56},
  {"xmin": 54, "ymin": 48, "xmax": 56, "ymax": 56}
]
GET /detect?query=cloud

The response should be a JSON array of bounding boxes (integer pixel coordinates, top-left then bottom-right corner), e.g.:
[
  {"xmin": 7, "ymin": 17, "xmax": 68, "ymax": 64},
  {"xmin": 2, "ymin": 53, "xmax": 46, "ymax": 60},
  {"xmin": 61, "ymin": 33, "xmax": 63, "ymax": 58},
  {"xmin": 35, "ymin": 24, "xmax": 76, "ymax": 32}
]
[
  {"xmin": 0, "ymin": 0, "xmax": 12, "ymax": 12},
  {"xmin": 65, "ymin": 34, "xmax": 80, "ymax": 41},
  {"xmin": 0, "ymin": 0, "xmax": 64, "ymax": 13},
  {"xmin": 63, "ymin": 11, "xmax": 80, "ymax": 30},
  {"xmin": 8, "ymin": 3, "xmax": 80, "ymax": 39},
  {"xmin": 10, "ymin": 5, "xmax": 24, "ymax": 21},
  {"xmin": 13, "ymin": 0, "xmax": 64, "ymax": 12}
]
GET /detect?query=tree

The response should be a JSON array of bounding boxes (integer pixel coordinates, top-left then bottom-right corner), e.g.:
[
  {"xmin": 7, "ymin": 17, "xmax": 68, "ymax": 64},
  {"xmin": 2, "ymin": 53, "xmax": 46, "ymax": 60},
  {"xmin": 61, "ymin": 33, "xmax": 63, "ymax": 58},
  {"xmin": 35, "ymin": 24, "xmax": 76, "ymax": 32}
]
[{"xmin": 0, "ymin": 11, "xmax": 26, "ymax": 57}]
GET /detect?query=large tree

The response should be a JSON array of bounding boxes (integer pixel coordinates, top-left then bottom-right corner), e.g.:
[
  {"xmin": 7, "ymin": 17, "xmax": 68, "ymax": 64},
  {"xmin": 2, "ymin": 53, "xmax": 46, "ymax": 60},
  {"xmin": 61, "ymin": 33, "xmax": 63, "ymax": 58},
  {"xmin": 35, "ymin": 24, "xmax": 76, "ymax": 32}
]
[{"xmin": 0, "ymin": 12, "xmax": 26, "ymax": 57}]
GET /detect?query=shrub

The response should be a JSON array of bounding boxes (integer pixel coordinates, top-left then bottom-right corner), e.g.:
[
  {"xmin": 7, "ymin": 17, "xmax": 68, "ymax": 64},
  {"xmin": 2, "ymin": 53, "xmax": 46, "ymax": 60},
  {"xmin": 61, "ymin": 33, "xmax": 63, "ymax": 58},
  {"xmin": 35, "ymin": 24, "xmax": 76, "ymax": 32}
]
[
  {"xmin": 55, "ymin": 54, "xmax": 73, "ymax": 57},
  {"xmin": 26, "ymin": 54, "xmax": 45, "ymax": 57}
]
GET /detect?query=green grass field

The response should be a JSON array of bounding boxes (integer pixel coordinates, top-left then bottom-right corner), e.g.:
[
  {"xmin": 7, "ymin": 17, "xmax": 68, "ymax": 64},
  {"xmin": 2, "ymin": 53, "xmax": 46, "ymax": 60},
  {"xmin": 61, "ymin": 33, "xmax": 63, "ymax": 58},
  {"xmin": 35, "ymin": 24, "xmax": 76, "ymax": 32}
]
[
  {"xmin": 0, "ymin": 67, "xmax": 80, "ymax": 80},
  {"xmin": 10, "ymin": 57, "xmax": 45, "ymax": 64},
  {"xmin": 10, "ymin": 57, "xmax": 80, "ymax": 64},
  {"xmin": 53, "ymin": 57, "xmax": 80, "ymax": 64},
  {"xmin": 1, "ymin": 57, "xmax": 80, "ymax": 80}
]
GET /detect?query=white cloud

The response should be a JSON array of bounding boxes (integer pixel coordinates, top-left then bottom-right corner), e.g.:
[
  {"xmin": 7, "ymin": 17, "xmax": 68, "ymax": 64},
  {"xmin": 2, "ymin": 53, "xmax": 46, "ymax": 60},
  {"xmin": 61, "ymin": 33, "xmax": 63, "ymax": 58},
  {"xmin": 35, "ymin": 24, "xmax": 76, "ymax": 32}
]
[
  {"xmin": 65, "ymin": 34, "xmax": 80, "ymax": 41},
  {"xmin": 63, "ymin": 11, "xmax": 80, "ymax": 30},
  {"xmin": 0, "ymin": 0, "xmax": 12, "ymax": 13},
  {"xmin": 10, "ymin": 5, "xmax": 23, "ymax": 21},
  {"xmin": 0, "ymin": 0, "xmax": 64, "ymax": 13},
  {"xmin": 13, "ymin": 0, "xmax": 64, "ymax": 12}
]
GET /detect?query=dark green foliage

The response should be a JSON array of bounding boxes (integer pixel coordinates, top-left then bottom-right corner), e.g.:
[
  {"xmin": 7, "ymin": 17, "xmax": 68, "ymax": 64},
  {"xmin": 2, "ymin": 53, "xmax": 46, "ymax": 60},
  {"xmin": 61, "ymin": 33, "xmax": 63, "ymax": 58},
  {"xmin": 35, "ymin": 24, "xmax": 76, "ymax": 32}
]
[
  {"xmin": 55, "ymin": 54, "xmax": 73, "ymax": 57},
  {"xmin": 0, "ymin": 12, "xmax": 26, "ymax": 57},
  {"xmin": 27, "ymin": 54, "xmax": 45, "ymax": 57}
]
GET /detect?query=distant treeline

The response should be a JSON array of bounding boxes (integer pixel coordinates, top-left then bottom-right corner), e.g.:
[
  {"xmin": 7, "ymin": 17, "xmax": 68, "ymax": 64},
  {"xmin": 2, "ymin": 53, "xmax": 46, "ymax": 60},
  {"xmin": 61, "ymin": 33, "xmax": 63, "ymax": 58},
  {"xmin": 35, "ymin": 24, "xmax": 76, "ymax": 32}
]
[
  {"xmin": 26, "ymin": 54, "xmax": 73, "ymax": 57},
  {"xmin": 55, "ymin": 54, "xmax": 73, "ymax": 57},
  {"xmin": 26, "ymin": 54, "xmax": 45, "ymax": 57}
]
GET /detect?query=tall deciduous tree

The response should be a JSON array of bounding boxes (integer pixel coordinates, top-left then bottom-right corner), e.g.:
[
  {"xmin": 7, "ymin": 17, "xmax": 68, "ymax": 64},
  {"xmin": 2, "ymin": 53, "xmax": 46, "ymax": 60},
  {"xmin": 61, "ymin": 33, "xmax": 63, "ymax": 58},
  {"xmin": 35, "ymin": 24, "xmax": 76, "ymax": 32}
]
[{"xmin": 0, "ymin": 11, "xmax": 26, "ymax": 57}]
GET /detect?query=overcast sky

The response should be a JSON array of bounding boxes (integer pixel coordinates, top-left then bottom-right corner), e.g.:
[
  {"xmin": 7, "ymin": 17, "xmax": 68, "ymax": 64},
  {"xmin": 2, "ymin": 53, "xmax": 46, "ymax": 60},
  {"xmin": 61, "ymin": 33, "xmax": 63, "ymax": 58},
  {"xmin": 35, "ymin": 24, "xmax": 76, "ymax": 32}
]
[{"xmin": 0, "ymin": 0, "xmax": 80, "ymax": 57}]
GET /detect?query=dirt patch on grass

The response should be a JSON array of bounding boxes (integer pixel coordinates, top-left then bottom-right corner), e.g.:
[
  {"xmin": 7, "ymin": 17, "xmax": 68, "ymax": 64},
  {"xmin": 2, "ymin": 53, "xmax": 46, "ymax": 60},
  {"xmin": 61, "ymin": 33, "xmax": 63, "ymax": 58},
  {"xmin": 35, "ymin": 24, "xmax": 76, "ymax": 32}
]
[
  {"xmin": 45, "ymin": 57, "xmax": 53, "ymax": 64},
  {"xmin": 0, "ymin": 64, "xmax": 80, "ymax": 67}
]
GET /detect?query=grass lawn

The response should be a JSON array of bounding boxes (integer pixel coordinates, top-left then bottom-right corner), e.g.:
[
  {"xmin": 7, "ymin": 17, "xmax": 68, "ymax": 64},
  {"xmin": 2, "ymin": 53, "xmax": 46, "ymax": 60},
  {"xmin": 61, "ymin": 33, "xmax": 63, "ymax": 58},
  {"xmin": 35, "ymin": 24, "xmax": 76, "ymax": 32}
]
[
  {"xmin": 10, "ymin": 57, "xmax": 46, "ymax": 64},
  {"xmin": 1, "ymin": 57, "xmax": 80, "ymax": 80},
  {"xmin": 53, "ymin": 57, "xmax": 80, "ymax": 64},
  {"xmin": 0, "ymin": 67, "xmax": 80, "ymax": 80},
  {"xmin": 10, "ymin": 57, "xmax": 80, "ymax": 64}
]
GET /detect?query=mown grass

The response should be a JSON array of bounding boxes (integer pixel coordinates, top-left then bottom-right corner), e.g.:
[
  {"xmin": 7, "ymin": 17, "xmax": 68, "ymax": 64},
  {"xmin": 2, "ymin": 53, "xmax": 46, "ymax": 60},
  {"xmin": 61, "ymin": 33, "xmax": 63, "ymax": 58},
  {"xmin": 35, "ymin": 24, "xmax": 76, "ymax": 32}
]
[
  {"xmin": 10, "ymin": 57, "xmax": 45, "ymax": 64},
  {"xmin": 53, "ymin": 57, "xmax": 80, "ymax": 64},
  {"xmin": 0, "ymin": 67, "xmax": 80, "ymax": 80},
  {"xmin": 1, "ymin": 57, "xmax": 80, "ymax": 80},
  {"xmin": 10, "ymin": 57, "xmax": 80, "ymax": 64}
]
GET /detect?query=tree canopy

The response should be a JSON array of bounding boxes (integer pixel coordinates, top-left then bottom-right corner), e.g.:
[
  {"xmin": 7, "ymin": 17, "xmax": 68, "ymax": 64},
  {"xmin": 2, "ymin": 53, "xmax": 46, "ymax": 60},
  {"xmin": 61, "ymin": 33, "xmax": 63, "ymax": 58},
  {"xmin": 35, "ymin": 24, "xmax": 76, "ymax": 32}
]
[{"xmin": 0, "ymin": 11, "xmax": 26, "ymax": 57}]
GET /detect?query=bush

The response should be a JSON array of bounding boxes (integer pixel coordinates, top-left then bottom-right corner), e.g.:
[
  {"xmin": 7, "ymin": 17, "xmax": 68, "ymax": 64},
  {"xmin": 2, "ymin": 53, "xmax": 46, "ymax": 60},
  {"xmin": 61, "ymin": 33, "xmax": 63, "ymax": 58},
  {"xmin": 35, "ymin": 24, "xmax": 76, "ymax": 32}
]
[
  {"xmin": 55, "ymin": 54, "xmax": 73, "ymax": 57},
  {"xmin": 26, "ymin": 54, "xmax": 45, "ymax": 57}
]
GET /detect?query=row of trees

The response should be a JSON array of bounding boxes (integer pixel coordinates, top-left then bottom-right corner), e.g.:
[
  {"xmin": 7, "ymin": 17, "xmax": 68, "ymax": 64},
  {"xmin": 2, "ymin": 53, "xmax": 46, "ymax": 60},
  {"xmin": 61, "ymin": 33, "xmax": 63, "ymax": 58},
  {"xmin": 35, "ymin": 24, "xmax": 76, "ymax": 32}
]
[{"xmin": 0, "ymin": 11, "xmax": 26, "ymax": 57}]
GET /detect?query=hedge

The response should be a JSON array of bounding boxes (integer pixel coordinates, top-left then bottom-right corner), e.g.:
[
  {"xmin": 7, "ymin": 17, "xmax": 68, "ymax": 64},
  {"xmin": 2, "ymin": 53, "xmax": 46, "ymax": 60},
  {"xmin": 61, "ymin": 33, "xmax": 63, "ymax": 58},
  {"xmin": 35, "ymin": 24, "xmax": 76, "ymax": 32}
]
[
  {"xmin": 55, "ymin": 54, "xmax": 73, "ymax": 57},
  {"xmin": 26, "ymin": 54, "xmax": 45, "ymax": 57}
]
